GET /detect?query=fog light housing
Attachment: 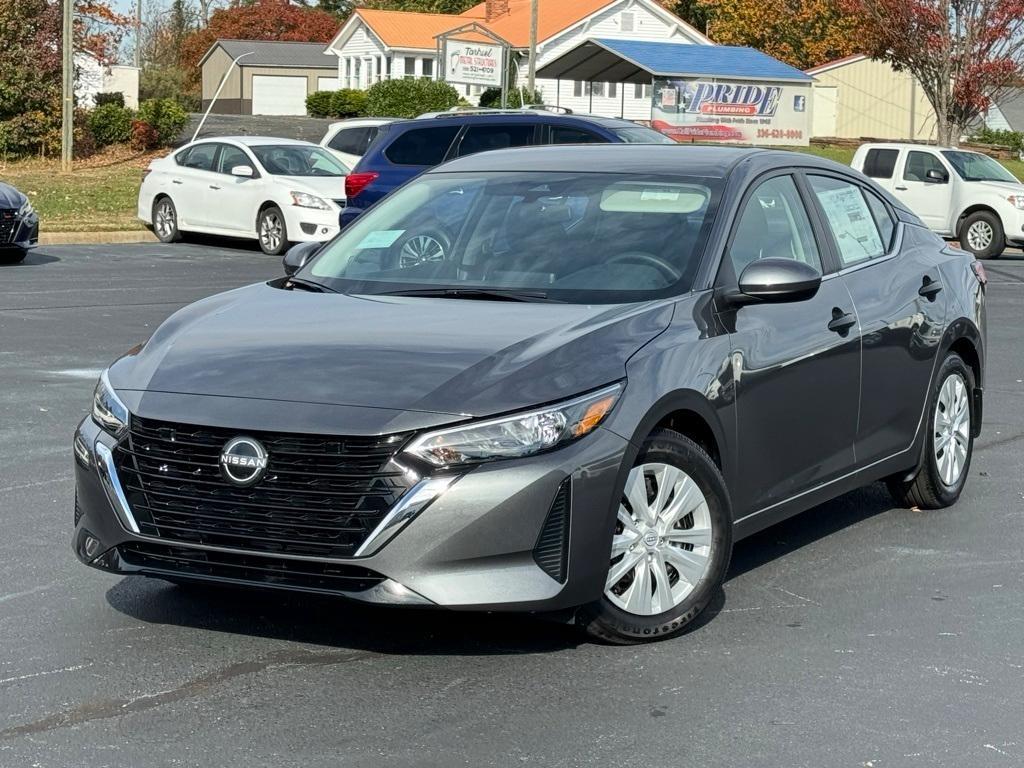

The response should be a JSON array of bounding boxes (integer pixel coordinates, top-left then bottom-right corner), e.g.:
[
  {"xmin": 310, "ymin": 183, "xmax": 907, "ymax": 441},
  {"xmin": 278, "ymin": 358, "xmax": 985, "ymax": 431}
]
[{"xmin": 73, "ymin": 430, "xmax": 92, "ymax": 468}]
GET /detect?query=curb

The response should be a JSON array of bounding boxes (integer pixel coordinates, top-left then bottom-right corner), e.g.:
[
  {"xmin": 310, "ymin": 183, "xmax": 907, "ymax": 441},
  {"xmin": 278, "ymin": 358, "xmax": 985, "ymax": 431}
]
[{"xmin": 38, "ymin": 230, "xmax": 157, "ymax": 246}]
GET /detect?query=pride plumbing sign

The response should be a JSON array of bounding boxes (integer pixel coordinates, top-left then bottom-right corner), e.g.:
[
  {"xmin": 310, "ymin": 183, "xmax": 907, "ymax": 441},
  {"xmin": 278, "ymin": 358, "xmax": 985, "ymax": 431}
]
[
  {"xmin": 443, "ymin": 40, "xmax": 504, "ymax": 88},
  {"xmin": 651, "ymin": 78, "xmax": 811, "ymax": 146}
]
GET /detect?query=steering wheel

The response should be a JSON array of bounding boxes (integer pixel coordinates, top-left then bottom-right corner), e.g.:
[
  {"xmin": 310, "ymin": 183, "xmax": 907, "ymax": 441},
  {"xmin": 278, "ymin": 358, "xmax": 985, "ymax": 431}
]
[{"xmin": 606, "ymin": 251, "xmax": 682, "ymax": 283}]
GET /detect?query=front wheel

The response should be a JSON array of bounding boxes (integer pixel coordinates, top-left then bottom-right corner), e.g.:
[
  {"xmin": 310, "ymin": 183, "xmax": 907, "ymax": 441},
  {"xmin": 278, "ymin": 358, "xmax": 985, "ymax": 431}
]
[
  {"xmin": 887, "ymin": 353, "xmax": 975, "ymax": 509},
  {"xmin": 580, "ymin": 429, "xmax": 732, "ymax": 644},
  {"xmin": 959, "ymin": 211, "xmax": 1003, "ymax": 259},
  {"xmin": 257, "ymin": 206, "xmax": 289, "ymax": 256}
]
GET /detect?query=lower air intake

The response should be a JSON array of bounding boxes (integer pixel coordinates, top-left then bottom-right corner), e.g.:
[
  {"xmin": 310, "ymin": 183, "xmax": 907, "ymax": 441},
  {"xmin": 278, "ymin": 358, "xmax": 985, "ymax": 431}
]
[{"xmin": 533, "ymin": 479, "xmax": 571, "ymax": 583}]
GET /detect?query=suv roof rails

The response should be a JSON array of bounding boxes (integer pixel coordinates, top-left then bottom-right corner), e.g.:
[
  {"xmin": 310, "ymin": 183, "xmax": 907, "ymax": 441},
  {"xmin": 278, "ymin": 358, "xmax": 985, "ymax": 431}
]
[
  {"xmin": 415, "ymin": 105, "xmax": 576, "ymax": 119},
  {"xmin": 523, "ymin": 104, "xmax": 573, "ymax": 114}
]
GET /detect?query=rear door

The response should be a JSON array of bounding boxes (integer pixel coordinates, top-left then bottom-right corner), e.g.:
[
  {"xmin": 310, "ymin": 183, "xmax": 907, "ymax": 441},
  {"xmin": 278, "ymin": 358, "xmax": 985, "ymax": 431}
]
[
  {"xmin": 892, "ymin": 150, "xmax": 954, "ymax": 233},
  {"xmin": 717, "ymin": 172, "xmax": 861, "ymax": 515},
  {"xmin": 805, "ymin": 172, "xmax": 947, "ymax": 466},
  {"xmin": 858, "ymin": 147, "xmax": 900, "ymax": 193},
  {"xmin": 172, "ymin": 143, "xmax": 221, "ymax": 228}
]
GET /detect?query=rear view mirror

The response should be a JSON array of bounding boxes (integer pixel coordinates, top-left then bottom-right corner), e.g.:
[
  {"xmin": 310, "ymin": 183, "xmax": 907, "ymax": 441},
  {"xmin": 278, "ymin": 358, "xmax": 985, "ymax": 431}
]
[
  {"xmin": 231, "ymin": 165, "xmax": 255, "ymax": 178},
  {"xmin": 925, "ymin": 168, "xmax": 948, "ymax": 184},
  {"xmin": 283, "ymin": 241, "xmax": 320, "ymax": 276},
  {"xmin": 736, "ymin": 258, "xmax": 821, "ymax": 303}
]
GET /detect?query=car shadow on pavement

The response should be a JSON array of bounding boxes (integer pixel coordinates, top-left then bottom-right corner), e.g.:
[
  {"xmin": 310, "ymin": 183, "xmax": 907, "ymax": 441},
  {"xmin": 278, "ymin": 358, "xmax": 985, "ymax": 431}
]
[
  {"xmin": 1, "ymin": 251, "xmax": 59, "ymax": 266},
  {"xmin": 104, "ymin": 484, "xmax": 894, "ymax": 653}
]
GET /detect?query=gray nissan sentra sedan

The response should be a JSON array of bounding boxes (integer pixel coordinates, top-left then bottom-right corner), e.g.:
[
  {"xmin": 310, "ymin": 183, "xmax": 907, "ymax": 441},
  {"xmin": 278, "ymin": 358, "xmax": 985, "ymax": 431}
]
[{"xmin": 73, "ymin": 145, "xmax": 986, "ymax": 643}]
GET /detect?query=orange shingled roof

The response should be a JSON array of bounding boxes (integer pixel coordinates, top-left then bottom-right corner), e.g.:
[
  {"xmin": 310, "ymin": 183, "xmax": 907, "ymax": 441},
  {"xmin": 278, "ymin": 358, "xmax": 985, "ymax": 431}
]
[{"xmin": 353, "ymin": 0, "xmax": 624, "ymax": 51}]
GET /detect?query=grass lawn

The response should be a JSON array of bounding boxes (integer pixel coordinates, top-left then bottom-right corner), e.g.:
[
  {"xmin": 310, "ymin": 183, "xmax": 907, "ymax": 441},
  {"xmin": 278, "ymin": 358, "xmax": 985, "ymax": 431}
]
[{"xmin": 0, "ymin": 149, "xmax": 157, "ymax": 233}]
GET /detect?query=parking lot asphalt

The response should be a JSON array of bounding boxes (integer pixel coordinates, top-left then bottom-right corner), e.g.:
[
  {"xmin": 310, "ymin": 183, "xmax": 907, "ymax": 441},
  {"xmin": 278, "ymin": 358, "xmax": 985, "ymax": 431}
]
[{"xmin": 1, "ymin": 242, "xmax": 1023, "ymax": 768}]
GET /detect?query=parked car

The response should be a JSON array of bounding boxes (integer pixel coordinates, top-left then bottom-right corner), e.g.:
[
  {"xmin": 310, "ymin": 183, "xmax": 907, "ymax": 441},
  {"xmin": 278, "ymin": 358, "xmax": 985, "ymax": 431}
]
[
  {"xmin": 340, "ymin": 110, "xmax": 675, "ymax": 228},
  {"xmin": 852, "ymin": 142, "xmax": 1024, "ymax": 259},
  {"xmin": 0, "ymin": 180, "xmax": 39, "ymax": 264},
  {"xmin": 138, "ymin": 137, "xmax": 350, "ymax": 255},
  {"xmin": 75, "ymin": 145, "xmax": 985, "ymax": 643},
  {"xmin": 320, "ymin": 117, "xmax": 398, "ymax": 168}
]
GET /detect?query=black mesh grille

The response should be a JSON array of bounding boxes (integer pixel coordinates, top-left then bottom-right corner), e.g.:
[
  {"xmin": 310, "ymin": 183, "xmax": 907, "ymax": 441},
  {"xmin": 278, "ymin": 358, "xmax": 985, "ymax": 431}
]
[
  {"xmin": 0, "ymin": 209, "xmax": 17, "ymax": 244},
  {"xmin": 113, "ymin": 417, "xmax": 414, "ymax": 558},
  {"xmin": 533, "ymin": 479, "xmax": 571, "ymax": 583},
  {"xmin": 118, "ymin": 542, "xmax": 386, "ymax": 593}
]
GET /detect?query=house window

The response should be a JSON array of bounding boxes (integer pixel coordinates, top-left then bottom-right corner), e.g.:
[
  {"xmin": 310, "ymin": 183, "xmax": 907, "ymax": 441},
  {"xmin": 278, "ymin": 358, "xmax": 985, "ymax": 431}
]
[
  {"xmin": 608, "ymin": 82, "xmax": 617, "ymax": 98},
  {"xmin": 621, "ymin": 11, "xmax": 635, "ymax": 32},
  {"xmin": 404, "ymin": 57, "xmax": 415, "ymax": 79},
  {"xmin": 592, "ymin": 82, "xmax": 605, "ymax": 97},
  {"xmin": 634, "ymin": 83, "xmax": 652, "ymax": 99},
  {"xmin": 574, "ymin": 81, "xmax": 583, "ymax": 97},
  {"xmin": 422, "ymin": 57, "xmax": 433, "ymax": 78}
]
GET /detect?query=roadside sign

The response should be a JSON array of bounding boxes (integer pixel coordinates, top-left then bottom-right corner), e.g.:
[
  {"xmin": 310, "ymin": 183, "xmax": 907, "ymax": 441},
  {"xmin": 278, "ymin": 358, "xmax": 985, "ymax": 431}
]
[{"xmin": 443, "ymin": 39, "xmax": 504, "ymax": 88}]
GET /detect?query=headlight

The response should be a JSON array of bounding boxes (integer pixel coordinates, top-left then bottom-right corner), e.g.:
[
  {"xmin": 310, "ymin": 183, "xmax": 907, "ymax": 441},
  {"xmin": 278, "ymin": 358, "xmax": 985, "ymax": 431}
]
[
  {"xmin": 404, "ymin": 383, "xmax": 623, "ymax": 467},
  {"xmin": 92, "ymin": 370, "xmax": 129, "ymax": 437},
  {"xmin": 290, "ymin": 191, "xmax": 330, "ymax": 210},
  {"xmin": 1008, "ymin": 195, "xmax": 1024, "ymax": 210},
  {"xmin": 18, "ymin": 199, "xmax": 34, "ymax": 217}
]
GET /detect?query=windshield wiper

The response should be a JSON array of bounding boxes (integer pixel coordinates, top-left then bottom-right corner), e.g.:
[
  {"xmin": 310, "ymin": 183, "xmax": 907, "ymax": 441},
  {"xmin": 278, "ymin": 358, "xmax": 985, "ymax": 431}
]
[
  {"xmin": 377, "ymin": 287, "xmax": 561, "ymax": 303},
  {"xmin": 287, "ymin": 277, "xmax": 335, "ymax": 293}
]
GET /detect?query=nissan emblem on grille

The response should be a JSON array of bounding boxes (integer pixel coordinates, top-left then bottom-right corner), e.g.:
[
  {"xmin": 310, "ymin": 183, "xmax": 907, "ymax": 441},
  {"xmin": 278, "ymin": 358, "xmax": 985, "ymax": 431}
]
[{"xmin": 219, "ymin": 436, "xmax": 269, "ymax": 486}]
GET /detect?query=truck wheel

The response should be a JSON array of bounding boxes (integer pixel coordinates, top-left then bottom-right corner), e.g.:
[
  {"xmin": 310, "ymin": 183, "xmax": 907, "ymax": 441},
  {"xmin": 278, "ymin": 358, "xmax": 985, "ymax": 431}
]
[{"xmin": 959, "ymin": 211, "xmax": 1003, "ymax": 259}]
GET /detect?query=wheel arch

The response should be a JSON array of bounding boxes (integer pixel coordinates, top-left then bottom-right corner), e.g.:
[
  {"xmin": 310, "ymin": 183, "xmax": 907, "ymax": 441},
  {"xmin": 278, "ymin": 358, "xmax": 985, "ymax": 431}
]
[
  {"xmin": 940, "ymin": 318, "xmax": 984, "ymax": 389},
  {"xmin": 955, "ymin": 204, "xmax": 1002, "ymax": 238}
]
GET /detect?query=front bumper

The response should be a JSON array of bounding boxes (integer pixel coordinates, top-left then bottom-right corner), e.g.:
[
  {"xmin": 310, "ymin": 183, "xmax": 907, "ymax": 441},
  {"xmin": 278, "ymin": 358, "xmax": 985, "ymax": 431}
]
[
  {"xmin": 73, "ymin": 415, "xmax": 629, "ymax": 612},
  {"xmin": 0, "ymin": 208, "xmax": 39, "ymax": 251},
  {"xmin": 284, "ymin": 205, "xmax": 342, "ymax": 243}
]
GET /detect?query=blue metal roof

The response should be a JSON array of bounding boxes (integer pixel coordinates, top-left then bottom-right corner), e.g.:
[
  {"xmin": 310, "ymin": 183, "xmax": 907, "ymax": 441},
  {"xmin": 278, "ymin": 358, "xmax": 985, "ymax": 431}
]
[{"xmin": 537, "ymin": 39, "xmax": 812, "ymax": 83}]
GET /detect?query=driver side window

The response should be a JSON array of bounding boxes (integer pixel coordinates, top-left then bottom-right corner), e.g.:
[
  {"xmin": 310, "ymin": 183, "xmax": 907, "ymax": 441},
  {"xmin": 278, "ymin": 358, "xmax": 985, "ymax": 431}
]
[{"xmin": 728, "ymin": 175, "xmax": 821, "ymax": 276}]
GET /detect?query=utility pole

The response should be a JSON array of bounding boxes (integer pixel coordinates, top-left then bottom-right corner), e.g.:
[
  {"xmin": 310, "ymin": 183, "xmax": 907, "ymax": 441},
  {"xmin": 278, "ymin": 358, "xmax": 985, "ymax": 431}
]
[
  {"xmin": 526, "ymin": 0, "xmax": 537, "ymax": 97},
  {"xmin": 134, "ymin": 0, "xmax": 142, "ymax": 68},
  {"xmin": 61, "ymin": 0, "xmax": 74, "ymax": 173}
]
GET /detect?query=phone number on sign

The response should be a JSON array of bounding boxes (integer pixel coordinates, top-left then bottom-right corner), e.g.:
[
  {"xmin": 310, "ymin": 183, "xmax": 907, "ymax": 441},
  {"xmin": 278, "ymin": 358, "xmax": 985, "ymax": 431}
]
[{"xmin": 756, "ymin": 128, "xmax": 804, "ymax": 139}]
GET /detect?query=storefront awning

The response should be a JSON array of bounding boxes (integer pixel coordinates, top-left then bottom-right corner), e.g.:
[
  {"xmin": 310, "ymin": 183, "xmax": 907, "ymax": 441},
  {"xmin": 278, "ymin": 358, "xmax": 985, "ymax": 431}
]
[{"xmin": 536, "ymin": 39, "xmax": 813, "ymax": 84}]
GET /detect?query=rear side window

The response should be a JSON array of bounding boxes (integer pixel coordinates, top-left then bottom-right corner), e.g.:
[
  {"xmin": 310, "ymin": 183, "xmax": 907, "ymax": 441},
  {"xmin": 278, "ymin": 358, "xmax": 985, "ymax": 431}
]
[
  {"xmin": 455, "ymin": 124, "xmax": 536, "ymax": 158},
  {"xmin": 808, "ymin": 175, "xmax": 886, "ymax": 266},
  {"xmin": 864, "ymin": 189, "xmax": 896, "ymax": 250},
  {"xmin": 384, "ymin": 126, "xmax": 460, "ymax": 166},
  {"xmin": 862, "ymin": 148, "xmax": 898, "ymax": 179},
  {"xmin": 329, "ymin": 126, "xmax": 378, "ymax": 156},
  {"xmin": 550, "ymin": 126, "xmax": 602, "ymax": 144},
  {"xmin": 177, "ymin": 144, "xmax": 218, "ymax": 171}
]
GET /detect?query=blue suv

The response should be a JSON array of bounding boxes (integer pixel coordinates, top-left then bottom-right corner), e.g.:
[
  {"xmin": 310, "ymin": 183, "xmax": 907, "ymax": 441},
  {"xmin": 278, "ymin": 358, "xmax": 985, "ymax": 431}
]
[{"xmin": 341, "ymin": 110, "xmax": 673, "ymax": 227}]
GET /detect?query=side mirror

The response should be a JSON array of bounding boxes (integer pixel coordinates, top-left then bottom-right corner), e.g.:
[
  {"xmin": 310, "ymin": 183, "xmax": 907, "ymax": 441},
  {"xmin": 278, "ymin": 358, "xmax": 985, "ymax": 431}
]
[
  {"xmin": 283, "ymin": 241, "xmax": 320, "ymax": 276},
  {"xmin": 231, "ymin": 165, "xmax": 255, "ymax": 178},
  {"xmin": 735, "ymin": 258, "xmax": 821, "ymax": 303},
  {"xmin": 925, "ymin": 168, "xmax": 948, "ymax": 184}
]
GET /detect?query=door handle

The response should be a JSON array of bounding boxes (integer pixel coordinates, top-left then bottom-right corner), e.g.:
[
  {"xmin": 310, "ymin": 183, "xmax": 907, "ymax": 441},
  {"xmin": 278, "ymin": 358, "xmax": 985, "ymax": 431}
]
[
  {"xmin": 894, "ymin": 185, "xmax": 908, "ymax": 191},
  {"xmin": 919, "ymin": 276, "xmax": 942, "ymax": 299},
  {"xmin": 827, "ymin": 308, "xmax": 857, "ymax": 335},
  {"xmin": 209, "ymin": 184, "xmax": 221, "ymax": 190},
  {"xmin": 171, "ymin": 179, "xmax": 183, "ymax": 185}
]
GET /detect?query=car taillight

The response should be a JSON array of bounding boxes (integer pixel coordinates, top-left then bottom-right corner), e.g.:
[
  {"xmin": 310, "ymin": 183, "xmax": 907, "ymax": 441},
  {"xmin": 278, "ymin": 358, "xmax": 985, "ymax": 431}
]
[
  {"xmin": 971, "ymin": 260, "xmax": 987, "ymax": 286},
  {"xmin": 142, "ymin": 169, "xmax": 151, "ymax": 181},
  {"xmin": 345, "ymin": 172, "xmax": 379, "ymax": 199}
]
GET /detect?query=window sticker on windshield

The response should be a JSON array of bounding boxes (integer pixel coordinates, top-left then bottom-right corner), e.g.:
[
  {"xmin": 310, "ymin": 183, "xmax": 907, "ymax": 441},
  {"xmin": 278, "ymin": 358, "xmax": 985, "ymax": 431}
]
[
  {"xmin": 355, "ymin": 230, "xmax": 405, "ymax": 249},
  {"xmin": 640, "ymin": 188, "xmax": 680, "ymax": 201}
]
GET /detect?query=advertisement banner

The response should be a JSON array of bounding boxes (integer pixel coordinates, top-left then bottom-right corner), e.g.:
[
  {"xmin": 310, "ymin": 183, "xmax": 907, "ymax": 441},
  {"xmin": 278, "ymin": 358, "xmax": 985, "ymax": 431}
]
[
  {"xmin": 651, "ymin": 77, "xmax": 811, "ymax": 146},
  {"xmin": 443, "ymin": 39, "xmax": 504, "ymax": 88}
]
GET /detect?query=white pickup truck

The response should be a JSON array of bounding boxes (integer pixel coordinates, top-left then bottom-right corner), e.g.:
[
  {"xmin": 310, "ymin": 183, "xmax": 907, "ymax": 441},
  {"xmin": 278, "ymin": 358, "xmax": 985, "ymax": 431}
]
[{"xmin": 851, "ymin": 142, "xmax": 1024, "ymax": 258}]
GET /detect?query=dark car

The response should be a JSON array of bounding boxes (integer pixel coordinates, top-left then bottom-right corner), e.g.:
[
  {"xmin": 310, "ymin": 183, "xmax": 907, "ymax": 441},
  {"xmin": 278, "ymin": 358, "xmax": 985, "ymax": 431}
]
[
  {"xmin": 74, "ymin": 145, "xmax": 985, "ymax": 643},
  {"xmin": 340, "ymin": 109, "xmax": 674, "ymax": 235},
  {"xmin": 0, "ymin": 181, "xmax": 40, "ymax": 264}
]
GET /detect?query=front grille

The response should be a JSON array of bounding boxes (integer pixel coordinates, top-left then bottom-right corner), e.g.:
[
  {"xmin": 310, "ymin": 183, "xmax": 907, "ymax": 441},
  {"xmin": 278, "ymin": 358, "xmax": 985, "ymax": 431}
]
[
  {"xmin": 533, "ymin": 479, "xmax": 571, "ymax": 583},
  {"xmin": 114, "ymin": 417, "xmax": 414, "ymax": 558},
  {"xmin": 0, "ymin": 209, "xmax": 17, "ymax": 244},
  {"xmin": 118, "ymin": 542, "xmax": 386, "ymax": 593}
]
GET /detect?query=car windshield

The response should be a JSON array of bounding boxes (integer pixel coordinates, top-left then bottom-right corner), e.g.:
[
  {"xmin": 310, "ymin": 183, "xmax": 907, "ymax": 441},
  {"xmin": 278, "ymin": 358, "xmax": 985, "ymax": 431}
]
[
  {"xmin": 941, "ymin": 150, "xmax": 1019, "ymax": 183},
  {"xmin": 614, "ymin": 127, "xmax": 677, "ymax": 144},
  {"xmin": 251, "ymin": 145, "xmax": 350, "ymax": 176},
  {"xmin": 305, "ymin": 171, "xmax": 720, "ymax": 303}
]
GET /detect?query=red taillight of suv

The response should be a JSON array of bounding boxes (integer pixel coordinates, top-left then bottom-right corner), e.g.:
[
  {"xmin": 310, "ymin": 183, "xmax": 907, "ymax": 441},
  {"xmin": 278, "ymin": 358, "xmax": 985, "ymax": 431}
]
[{"xmin": 345, "ymin": 172, "xmax": 379, "ymax": 199}]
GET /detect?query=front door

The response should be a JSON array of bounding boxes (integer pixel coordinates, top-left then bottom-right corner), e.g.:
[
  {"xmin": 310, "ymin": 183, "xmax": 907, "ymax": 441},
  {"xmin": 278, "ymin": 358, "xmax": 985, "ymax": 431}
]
[
  {"xmin": 210, "ymin": 143, "xmax": 262, "ymax": 235},
  {"xmin": 717, "ymin": 173, "xmax": 861, "ymax": 516},
  {"xmin": 892, "ymin": 150, "xmax": 954, "ymax": 233}
]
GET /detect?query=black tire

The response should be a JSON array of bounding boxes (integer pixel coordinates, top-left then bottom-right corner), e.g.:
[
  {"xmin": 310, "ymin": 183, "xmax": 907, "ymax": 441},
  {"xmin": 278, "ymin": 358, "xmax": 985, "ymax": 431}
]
[
  {"xmin": 0, "ymin": 248, "xmax": 27, "ymax": 264},
  {"xmin": 580, "ymin": 428, "xmax": 733, "ymax": 644},
  {"xmin": 887, "ymin": 353, "xmax": 975, "ymax": 509},
  {"xmin": 152, "ymin": 196, "xmax": 182, "ymax": 243},
  {"xmin": 959, "ymin": 210, "xmax": 1003, "ymax": 259},
  {"xmin": 257, "ymin": 206, "xmax": 289, "ymax": 256}
]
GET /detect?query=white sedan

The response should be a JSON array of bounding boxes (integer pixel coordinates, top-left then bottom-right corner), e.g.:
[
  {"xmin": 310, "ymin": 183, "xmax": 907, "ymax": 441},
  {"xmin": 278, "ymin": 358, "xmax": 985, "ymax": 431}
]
[{"xmin": 138, "ymin": 137, "xmax": 350, "ymax": 255}]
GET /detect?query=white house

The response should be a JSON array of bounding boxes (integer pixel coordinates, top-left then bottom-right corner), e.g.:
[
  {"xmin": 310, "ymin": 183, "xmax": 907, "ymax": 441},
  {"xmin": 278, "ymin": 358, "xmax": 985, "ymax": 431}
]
[
  {"xmin": 323, "ymin": 0, "xmax": 713, "ymax": 119},
  {"xmin": 75, "ymin": 52, "xmax": 140, "ymax": 109}
]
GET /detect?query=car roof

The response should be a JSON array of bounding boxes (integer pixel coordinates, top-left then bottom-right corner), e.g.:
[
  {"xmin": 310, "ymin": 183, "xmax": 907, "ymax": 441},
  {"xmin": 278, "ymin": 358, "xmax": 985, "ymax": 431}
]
[
  {"xmin": 394, "ymin": 112, "xmax": 640, "ymax": 129},
  {"xmin": 190, "ymin": 136, "xmax": 318, "ymax": 148},
  {"xmin": 327, "ymin": 118, "xmax": 399, "ymax": 129},
  {"xmin": 858, "ymin": 142, "xmax": 959, "ymax": 152}
]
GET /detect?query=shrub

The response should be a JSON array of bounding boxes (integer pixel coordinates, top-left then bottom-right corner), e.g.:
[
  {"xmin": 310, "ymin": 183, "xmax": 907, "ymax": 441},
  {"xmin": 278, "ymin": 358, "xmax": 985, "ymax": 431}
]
[
  {"xmin": 94, "ymin": 92, "xmax": 125, "ymax": 108},
  {"xmin": 130, "ymin": 119, "xmax": 160, "ymax": 151},
  {"xmin": 306, "ymin": 90, "xmax": 335, "ymax": 118},
  {"xmin": 364, "ymin": 79, "xmax": 460, "ymax": 119},
  {"xmin": 140, "ymin": 67, "xmax": 201, "ymax": 111},
  {"xmin": 0, "ymin": 111, "xmax": 60, "ymax": 157},
  {"xmin": 331, "ymin": 88, "xmax": 367, "ymax": 118},
  {"xmin": 88, "ymin": 103, "xmax": 134, "ymax": 147},
  {"xmin": 136, "ymin": 98, "xmax": 189, "ymax": 147},
  {"xmin": 478, "ymin": 86, "xmax": 543, "ymax": 109},
  {"xmin": 74, "ymin": 109, "xmax": 99, "ymax": 158},
  {"xmin": 969, "ymin": 126, "xmax": 1024, "ymax": 154}
]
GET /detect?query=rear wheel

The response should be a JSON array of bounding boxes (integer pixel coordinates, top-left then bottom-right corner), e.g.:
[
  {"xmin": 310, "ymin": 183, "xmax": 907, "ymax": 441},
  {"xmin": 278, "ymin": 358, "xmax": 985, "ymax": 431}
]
[
  {"xmin": 959, "ymin": 211, "xmax": 1003, "ymax": 259},
  {"xmin": 580, "ymin": 429, "xmax": 732, "ymax": 644},
  {"xmin": 152, "ymin": 197, "xmax": 182, "ymax": 243},
  {"xmin": 887, "ymin": 353, "xmax": 975, "ymax": 509},
  {"xmin": 258, "ymin": 206, "xmax": 289, "ymax": 256}
]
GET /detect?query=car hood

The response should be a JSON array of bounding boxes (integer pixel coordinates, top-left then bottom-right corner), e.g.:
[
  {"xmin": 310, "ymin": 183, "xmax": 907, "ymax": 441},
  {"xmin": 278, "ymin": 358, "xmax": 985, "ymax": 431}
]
[
  {"xmin": 109, "ymin": 282, "xmax": 673, "ymax": 419},
  {"xmin": 273, "ymin": 175, "xmax": 347, "ymax": 203},
  {"xmin": 0, "ymin": 182, "xmax": 27, "ymax": 208},
  {"xmin": 975, "ymin": 179, "xmax": 1024, "ymax": 195}
]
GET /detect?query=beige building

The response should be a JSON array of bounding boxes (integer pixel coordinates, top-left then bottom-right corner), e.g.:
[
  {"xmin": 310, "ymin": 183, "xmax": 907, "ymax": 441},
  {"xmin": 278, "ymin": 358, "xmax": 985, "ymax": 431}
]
[
  {"xmin": 200, "ymin": 40, "xmax": 337, "ymax": 116},
  {"xmin": 807, "ymin": 54, "xmax": 937, "ymax": 141}
]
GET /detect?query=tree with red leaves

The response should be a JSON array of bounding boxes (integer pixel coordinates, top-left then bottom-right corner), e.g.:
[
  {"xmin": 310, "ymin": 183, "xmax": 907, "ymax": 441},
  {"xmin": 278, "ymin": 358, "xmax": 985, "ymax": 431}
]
[
  {"xmin": 179, "ymin": 0, "xmax": 340, "ymax": 91},
  {"xmin": 847, "ymin": 0, "xmax": 1024, "ymax": 145}
]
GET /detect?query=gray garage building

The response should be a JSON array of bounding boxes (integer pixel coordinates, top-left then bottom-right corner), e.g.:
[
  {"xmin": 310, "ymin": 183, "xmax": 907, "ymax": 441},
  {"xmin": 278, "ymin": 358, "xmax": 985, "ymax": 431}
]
[{"xmin": 200, "ymin": 40, "xmax": 337, "ymax": 116}]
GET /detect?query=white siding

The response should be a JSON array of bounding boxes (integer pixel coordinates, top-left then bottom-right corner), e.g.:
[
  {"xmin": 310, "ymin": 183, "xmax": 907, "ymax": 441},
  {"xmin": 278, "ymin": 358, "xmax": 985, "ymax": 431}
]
[
  {"xmin": 334, "ymin": 23, "xmax": 388, "ymax": 89},
  {"xmin": 985, "ymin": 104, "xmax": 1011, "ymax": 132}
]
